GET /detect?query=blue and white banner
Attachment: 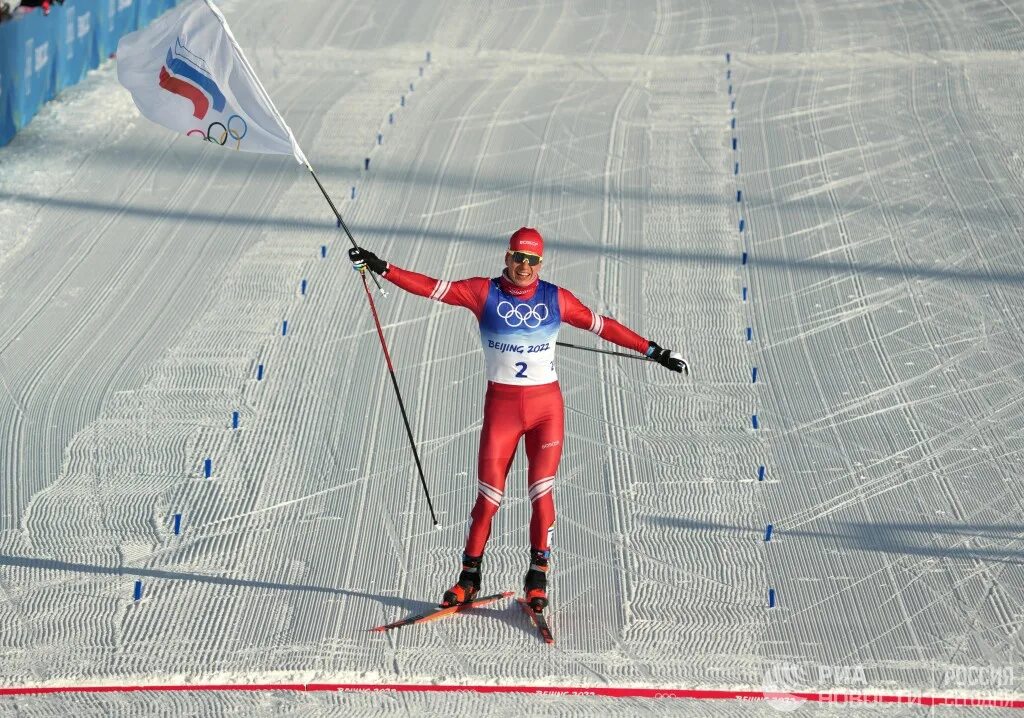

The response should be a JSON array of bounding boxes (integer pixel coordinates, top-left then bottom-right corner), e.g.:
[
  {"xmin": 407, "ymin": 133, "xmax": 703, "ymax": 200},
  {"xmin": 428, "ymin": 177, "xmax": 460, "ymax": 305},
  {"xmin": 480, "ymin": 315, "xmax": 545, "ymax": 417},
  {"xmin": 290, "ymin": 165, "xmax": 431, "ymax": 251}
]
[{"xmin": 0, "ymin": 0, "xmax": 184, "ymax": 147}]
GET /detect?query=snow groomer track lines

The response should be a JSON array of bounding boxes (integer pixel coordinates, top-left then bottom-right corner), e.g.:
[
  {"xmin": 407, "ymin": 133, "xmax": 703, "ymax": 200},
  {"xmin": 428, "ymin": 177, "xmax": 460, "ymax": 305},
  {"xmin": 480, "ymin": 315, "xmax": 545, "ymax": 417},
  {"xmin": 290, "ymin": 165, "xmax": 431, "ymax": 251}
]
[{"xmin": 9, "ymin": 0, "xmax": 1024, "ymax": 713}]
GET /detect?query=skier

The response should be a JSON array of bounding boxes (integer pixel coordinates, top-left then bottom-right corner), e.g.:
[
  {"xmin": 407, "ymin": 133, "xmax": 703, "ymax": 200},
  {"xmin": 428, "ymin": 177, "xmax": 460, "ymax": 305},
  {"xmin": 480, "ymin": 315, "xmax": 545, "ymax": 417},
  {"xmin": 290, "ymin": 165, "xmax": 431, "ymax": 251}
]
[{"xmin": 349, "ymin": 228, "xmax": 686, "ymax": 612}]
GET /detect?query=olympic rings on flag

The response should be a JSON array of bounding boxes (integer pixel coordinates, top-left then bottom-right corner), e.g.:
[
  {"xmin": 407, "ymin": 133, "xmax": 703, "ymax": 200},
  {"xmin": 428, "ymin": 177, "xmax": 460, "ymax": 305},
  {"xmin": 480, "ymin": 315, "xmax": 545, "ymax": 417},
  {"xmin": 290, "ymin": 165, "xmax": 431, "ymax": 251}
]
[
  {"xmin": 496, "ymin": 301, "xmax": 549, "ymax": 329},
  {"xmin": 208, "ymin": 121, "xmax": 229, "ymax": 145},
  {"xmin": 186, "ymin": 115, "xmax": 249, "ymax": 148},
  {"xmin": 227, "ymin": 115, "xmax": 248, "ymax": 141}
]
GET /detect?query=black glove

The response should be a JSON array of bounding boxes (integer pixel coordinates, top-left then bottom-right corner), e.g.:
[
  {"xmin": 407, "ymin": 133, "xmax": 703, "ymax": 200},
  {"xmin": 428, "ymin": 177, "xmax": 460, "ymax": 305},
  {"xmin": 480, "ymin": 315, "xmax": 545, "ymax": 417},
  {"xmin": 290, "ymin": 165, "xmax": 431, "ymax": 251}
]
[
  {"xmin": 647, "ymin": 341, "xmax": 689, "ymax": 376},
  {"xmin": 348, "ymin": 246, "xmax": 388, "ymax": 275}
]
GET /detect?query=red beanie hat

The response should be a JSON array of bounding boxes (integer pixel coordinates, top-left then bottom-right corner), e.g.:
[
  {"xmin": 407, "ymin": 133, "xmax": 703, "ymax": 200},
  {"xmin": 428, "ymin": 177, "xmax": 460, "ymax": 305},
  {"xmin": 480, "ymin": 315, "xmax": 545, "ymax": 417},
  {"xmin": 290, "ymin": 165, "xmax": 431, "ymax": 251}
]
[{"xmin": 509, "ymin": 227, "xmax": 544, "ymax": 256}]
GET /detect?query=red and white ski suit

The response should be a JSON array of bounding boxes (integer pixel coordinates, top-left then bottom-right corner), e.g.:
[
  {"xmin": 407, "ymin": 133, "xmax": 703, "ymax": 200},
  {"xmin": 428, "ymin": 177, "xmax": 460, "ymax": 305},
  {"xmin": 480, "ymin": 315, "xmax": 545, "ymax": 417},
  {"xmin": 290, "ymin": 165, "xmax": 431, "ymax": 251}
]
[{"xmin": 384, "ymin": 265, "xmax": 650, "ymax": 557}]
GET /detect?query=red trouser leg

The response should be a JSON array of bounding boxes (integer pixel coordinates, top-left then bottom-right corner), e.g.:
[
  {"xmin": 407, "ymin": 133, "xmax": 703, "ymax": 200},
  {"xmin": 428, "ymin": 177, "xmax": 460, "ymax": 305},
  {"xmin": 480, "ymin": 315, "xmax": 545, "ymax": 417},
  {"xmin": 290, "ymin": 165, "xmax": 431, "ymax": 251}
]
[
  {"xmin": 464, "ymin": 386, "xmax": 521, "ymax": 557},
  {"xmin": 524, "ymin": 386, "xmax": 564, "ymax": 553},
  {"xmin": 464, "ymin": 383, "xmax": 564, "ymax": 557}
]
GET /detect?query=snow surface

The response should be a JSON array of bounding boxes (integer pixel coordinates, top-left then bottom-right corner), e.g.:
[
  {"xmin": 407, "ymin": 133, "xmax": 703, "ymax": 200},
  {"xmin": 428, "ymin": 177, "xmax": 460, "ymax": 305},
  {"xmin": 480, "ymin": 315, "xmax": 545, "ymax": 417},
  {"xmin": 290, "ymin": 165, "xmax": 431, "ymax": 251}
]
[{"xmin": 2, "ymin": 0, "xmax": 1024, "ymax": 715}]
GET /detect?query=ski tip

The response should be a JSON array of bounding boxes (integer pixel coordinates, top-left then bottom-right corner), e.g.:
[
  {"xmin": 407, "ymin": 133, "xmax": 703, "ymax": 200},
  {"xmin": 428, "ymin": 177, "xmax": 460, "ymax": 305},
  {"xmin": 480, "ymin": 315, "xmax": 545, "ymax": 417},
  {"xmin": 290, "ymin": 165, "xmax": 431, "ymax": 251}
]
[{"xmin": 368, "ymin": 626, "xmax": 387, "ymax": 633}]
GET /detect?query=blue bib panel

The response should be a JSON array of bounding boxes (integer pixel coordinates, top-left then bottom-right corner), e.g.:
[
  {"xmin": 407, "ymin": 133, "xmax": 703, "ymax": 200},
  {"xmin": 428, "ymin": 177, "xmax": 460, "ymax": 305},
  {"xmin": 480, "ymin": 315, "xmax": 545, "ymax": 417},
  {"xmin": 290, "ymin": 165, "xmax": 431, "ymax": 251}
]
[{"xmin": 479, "ymin": 279, "xmax": 562, "ymax": 385}]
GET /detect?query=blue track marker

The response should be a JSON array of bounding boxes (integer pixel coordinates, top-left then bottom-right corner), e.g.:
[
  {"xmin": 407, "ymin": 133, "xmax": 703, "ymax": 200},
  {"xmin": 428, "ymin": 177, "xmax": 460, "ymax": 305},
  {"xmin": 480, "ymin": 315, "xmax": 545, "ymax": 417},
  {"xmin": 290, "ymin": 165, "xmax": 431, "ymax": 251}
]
[
  {"xmin": 768, "ymin": 588, "xmax": 776, "ymax": 607},
  {"xmin": 282, "ymin": 320, "xmax": 288, "ymax": 336},
  {"xmin": 752, "ymin": 414, "xmax": 759, "ymax": 429},
  {"xmin": 746, "ymin": 327, "xmax": 753, "ymax": 342},
  {"xmin": 765, "ymin": 524, "xmax": 773, "ymax": 541},
  {"xmin": 739, "ymin": 218, "xmax": 745, "ymax": 232},
  {"xmin": 742, "ymin": 287, "xmax": 748, "ymax": 302},
  {"xmin": 173, "ymin": 513, "xmax": 182, "ymax": 535},
  {"xmin": 256, "ymin": 364, "xmax": 264, "ymax": 381},
  {"xmin": 737, "ymin": 189, "xmax": 742, "ymax": 202},
  {"xmin": 752, "ymin": 367, "xmax": 758, "ymax": 383},
  {"xmin": 134, "ymin": 580, "xmax": 143, "ymax": 601},
  {"xmin": 301, "ymin": 279, "xmax": 307, "ymax": 296},
  {"xmin": 204, "ymin": 458, "xmax": 212, "ymax": 478},
  {"xmin": 758, "ymin": 465, "xmax": 766, "ymax": 481},
  {"xmin": 231, "ymin": 411, "xmax": 239, "ymax": 429},
  {"xmin": 742, "ymin": 251, "xmax": 748, "ymax": 265},
  {"xmin": 734, "ymin": 162, "xmax": 739, "ymax": 175}
]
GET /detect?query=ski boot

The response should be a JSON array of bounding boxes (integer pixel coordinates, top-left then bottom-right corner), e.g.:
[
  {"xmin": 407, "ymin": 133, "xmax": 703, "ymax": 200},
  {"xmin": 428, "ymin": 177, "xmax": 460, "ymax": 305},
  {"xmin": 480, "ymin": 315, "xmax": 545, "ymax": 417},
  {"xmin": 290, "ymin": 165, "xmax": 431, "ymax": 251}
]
[
  {"xmin": 440, "ymin": 554, "xmax": 482, "ymax": 607},
  {"xmin": 523, "ymin": 548, "xmax": 549, "ymax": 613}
]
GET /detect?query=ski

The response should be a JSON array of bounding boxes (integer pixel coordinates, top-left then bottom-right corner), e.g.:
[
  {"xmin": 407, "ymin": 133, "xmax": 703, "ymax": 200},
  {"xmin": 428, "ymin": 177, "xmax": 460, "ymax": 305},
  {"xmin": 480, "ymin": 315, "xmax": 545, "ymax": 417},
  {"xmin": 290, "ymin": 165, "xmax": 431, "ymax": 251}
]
[
  {"xmin": 517, "ymin": 598, "xmax": 555, "ymax": 644},
  {"xmin": 369, "ymin": 591, "xmax": 513, "ymax": 632}
]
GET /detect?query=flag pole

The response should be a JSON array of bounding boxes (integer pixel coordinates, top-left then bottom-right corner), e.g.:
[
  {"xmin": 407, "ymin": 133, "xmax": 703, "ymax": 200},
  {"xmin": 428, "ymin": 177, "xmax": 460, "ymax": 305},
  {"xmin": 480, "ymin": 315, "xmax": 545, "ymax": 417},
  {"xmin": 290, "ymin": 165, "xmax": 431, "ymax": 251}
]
[
  {"xmin": 199, "ymin": 0, "xmax": 386, "ymax": 296},
  {"xmin": 306, "ymin": 164, "xmax": 387, "ymax": 296}
]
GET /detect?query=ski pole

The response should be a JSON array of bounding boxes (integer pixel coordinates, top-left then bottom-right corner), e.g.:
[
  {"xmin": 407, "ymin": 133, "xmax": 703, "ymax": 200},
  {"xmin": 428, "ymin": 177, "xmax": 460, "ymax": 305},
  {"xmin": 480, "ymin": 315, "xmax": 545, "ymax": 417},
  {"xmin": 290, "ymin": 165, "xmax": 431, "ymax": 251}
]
[
  {"xmin": 306, "ymin": 164, "xmax": 387, "ymax": 297},
  {"xmin": 556, "ymin": 341, "xmax": 653, "ymax": 362},
  {"xmin": 357, "ymin": 268, "xmax": 439, "ymax": 527},
  {"xmin": 308, "ymin": 165, "xmax": 431, "ymax": 521}
]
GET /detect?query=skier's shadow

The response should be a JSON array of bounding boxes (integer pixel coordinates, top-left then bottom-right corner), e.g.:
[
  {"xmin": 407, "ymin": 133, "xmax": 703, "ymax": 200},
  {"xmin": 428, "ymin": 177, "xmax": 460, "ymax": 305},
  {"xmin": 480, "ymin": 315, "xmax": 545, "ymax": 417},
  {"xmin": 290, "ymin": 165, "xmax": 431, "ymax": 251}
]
[
  {"xmin": 0, "ymin": 554, "xmax": 420, "ymax": 614},
  {"xmin": 2, "ymin": 554, "xmax": 544, "ymax": 637}
]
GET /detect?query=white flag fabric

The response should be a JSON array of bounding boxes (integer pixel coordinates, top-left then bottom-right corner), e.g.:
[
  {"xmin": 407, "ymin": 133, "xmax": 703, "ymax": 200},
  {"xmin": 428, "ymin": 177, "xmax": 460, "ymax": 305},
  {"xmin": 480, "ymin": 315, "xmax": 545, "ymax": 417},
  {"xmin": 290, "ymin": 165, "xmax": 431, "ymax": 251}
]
[{"xmin": 116, "ymin": 0, "xmax": 307, "ymax": 165}]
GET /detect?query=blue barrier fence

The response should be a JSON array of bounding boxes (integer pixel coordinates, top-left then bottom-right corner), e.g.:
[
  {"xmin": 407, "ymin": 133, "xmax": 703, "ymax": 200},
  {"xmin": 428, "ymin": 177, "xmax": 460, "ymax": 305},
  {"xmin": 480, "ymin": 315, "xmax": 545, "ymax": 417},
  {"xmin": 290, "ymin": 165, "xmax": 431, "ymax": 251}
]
[{"xmin": 0, "ymin": 0, "xmax": 181, "ymax": 147}]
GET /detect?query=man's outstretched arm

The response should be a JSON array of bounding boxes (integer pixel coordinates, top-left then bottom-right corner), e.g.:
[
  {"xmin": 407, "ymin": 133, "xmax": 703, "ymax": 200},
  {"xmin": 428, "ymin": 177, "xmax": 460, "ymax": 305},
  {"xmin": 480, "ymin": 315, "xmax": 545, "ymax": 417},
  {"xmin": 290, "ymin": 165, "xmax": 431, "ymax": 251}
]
[
  {"xmin": 558, "ymin": 288, "xmax": 688, "ymax": 374},
  {"xmin": 349, "ymin": 247, "xmax": 489, "ymax": 318}
]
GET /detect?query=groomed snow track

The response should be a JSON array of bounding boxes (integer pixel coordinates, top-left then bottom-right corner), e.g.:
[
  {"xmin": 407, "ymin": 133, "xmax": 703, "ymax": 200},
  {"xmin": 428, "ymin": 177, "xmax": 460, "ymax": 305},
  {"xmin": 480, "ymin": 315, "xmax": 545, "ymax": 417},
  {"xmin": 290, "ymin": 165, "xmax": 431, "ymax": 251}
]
[{"xmin": 2, "ymin": 1, "xmax": 1024, "ymax": 715}]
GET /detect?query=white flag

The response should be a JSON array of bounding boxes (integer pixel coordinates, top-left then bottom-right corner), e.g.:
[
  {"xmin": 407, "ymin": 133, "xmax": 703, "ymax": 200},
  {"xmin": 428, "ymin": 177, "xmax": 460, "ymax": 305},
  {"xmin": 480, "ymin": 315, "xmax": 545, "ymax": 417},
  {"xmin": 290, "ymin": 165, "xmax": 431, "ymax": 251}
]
[{"xmin": 116, "ymin": 0, "xmax": 307, "ymax": 165}]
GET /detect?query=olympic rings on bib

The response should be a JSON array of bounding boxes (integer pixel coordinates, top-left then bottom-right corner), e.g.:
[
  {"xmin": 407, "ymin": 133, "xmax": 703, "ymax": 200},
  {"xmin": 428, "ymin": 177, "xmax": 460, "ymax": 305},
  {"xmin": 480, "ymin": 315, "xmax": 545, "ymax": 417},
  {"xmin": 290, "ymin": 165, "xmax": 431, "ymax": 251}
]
[
  {"xmin": 187, "ymin": 115, "xmax": 249, "ymax": 148},
  {"xmin": 497, "ymin": 301, "xmax": 549, "ymax": 329}
]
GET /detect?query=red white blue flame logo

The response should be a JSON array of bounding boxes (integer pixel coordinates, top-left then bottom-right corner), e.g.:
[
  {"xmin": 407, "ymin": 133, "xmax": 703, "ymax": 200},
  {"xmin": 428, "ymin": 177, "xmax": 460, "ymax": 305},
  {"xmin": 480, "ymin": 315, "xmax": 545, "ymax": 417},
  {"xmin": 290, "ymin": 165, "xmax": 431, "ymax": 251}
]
[{"xmin": 158, "ymin": 38, "xmax": 225, "ymax": 120}]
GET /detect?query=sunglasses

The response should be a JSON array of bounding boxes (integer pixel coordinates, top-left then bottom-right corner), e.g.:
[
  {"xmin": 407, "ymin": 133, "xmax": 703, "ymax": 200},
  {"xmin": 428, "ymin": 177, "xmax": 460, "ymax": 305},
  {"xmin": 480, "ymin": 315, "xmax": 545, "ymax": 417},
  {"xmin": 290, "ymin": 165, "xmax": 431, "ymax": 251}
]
[{"xmin": 509, "ymin": 251, "xmax": 542, "ymax": 266}]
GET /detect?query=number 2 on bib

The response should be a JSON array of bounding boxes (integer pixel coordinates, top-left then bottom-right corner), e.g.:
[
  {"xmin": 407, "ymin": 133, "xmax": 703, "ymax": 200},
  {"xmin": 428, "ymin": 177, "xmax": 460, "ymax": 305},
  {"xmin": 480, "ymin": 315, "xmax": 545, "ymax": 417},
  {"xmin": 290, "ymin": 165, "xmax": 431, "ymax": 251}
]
[{"xmin": 514, "ymin": 362, "xmax": 528, "ymax": 378}]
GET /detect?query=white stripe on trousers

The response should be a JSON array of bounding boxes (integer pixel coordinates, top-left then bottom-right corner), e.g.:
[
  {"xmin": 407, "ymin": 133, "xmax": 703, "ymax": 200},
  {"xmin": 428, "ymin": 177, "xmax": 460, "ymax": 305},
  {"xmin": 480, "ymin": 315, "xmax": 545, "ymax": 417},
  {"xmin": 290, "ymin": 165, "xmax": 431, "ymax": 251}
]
[
  {"xmin": 478, "ymin": 481, "xmax": 503, "ymax": 507},
  {"xmin": 529, "ymin": 477, "xmax": 555, "ymax": 503}
]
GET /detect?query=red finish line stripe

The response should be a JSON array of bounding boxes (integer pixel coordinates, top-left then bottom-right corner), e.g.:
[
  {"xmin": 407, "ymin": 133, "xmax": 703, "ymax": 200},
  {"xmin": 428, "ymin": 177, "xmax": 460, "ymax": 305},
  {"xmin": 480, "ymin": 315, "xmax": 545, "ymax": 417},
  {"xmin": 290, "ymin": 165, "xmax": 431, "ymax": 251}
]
[{"xmin": 1, "ymin": 682, "xmax": 1021, "ymax": 708}]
